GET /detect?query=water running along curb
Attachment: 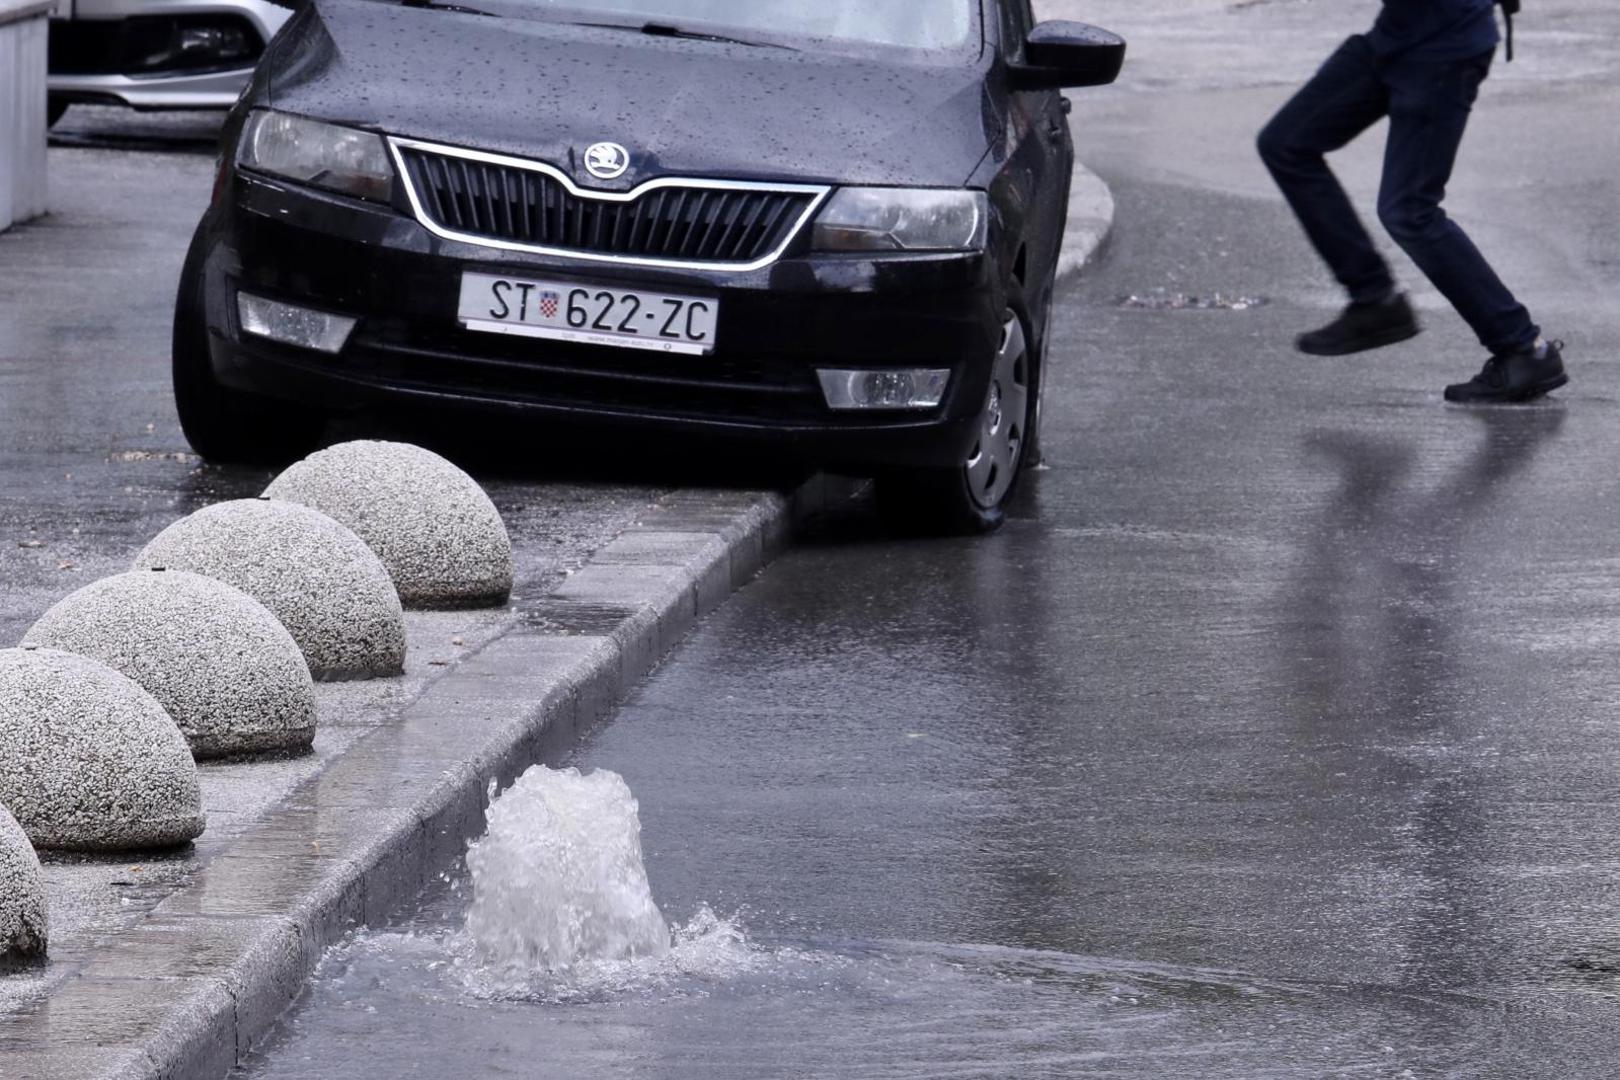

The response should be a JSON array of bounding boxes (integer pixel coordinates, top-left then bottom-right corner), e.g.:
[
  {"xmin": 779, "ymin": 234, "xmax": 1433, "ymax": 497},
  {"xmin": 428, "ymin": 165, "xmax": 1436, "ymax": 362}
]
[{"xmin": 0, "ymin": 477, "xmax": 856, "ymax": 1080}]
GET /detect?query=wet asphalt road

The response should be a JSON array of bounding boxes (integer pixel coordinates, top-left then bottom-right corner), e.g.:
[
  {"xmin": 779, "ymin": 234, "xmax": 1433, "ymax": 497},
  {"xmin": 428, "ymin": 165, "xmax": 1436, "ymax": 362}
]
[
  {"xmin": 680, "ymin": 3, "xmax": 1620, "ymax": 997},
  {"xmin": 0, "ymin": 115, "xmax": 230, "ymax": 643},
  {"xmin": 15, "ymin": 3, "xmax": 1620, "ymax": 1074},
  {"xmin": 243, "ymin": 2, "xmax": 1620, "ymax": 1076},
  {"xmin": 561, "ymin": 108, "xmax": 1620, "ymax": 1070}
]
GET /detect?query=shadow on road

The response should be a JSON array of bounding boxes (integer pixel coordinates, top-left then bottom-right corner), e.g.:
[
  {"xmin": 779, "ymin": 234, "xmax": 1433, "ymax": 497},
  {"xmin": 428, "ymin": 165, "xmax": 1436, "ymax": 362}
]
[{"xmin": 47, "ymin": 106, "xmax": 226, "ymax": 154}]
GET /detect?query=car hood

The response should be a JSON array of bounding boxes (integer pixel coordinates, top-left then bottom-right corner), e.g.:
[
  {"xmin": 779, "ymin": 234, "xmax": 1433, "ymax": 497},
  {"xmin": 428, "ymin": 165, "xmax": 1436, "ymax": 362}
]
[{"xmin": 267, "ymin": 0, "xmax": 998, "ymax": 189}]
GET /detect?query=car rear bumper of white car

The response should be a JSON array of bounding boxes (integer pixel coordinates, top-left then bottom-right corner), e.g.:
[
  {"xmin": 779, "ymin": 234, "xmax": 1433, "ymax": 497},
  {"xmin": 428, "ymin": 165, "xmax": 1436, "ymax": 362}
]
[
  {"xmin": 47, "ymin": 0, "xmax": 289, "ymax": 110},
  {"xmin": 50, "ymin": 66, "xmax": 250, "ymax": 108}
]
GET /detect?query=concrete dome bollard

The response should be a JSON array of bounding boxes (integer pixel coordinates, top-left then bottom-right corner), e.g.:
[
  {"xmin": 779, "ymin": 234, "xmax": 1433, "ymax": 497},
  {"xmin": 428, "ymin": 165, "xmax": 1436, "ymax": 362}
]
[
  {"xmin": 0, "ymin": 647, "xmax": 205, "ymax": 852},
  {"xmin": 0, "ymin": 802, "xmax": 48, "ymax": 965},
  {"xmin": 134, "ymin": 499, "xmax": 406, "ymax": 682},
  {"xmin": 264, "ymin": 440, "xmax": 513, "ymax": 610},
  {"xmin": 26, "ymin": 569, "xmax": 318, "ymax": 760}
]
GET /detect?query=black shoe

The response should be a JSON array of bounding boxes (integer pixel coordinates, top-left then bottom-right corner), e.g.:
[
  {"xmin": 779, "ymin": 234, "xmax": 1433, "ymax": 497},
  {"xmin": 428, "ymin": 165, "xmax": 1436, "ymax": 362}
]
[
  {"xmin": 1444, "ymin": 339, "xmax": 1568, "ymax": 404},
  {"xmin": 1296, "ymin": 293, "xmax": 1422, "ymax": 356}
]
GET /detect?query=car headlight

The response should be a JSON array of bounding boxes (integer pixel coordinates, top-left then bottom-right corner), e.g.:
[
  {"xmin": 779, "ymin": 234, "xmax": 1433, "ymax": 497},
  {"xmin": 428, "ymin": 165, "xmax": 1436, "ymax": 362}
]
[
  {"xmin": 238, "ymin": 110, "xmax": 395, "ymax": 201},
  {"xmin": 811, "ymin": 188, "xmax": 988, "ymax": 253}
]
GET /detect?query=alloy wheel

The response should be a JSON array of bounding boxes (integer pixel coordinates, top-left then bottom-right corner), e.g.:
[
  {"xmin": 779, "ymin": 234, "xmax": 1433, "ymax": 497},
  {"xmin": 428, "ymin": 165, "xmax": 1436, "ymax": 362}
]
[{"xmin": 964, "ymin": 314, "xmax": 1029, "ymax": 511}]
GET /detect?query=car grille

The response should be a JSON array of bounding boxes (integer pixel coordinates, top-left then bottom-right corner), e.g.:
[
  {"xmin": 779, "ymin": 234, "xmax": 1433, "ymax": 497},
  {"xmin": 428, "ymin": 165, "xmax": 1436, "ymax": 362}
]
[{"xmin": 392, "ymin": 141, "xmax": 827, "ymax": 270}]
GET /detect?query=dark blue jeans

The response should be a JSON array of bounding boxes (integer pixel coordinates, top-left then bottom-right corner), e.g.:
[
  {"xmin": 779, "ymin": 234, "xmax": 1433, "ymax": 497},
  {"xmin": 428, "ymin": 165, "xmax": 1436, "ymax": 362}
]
[{"xmin": 1258, "ymin": 36, "xmax": 1538, "ymax": 355}]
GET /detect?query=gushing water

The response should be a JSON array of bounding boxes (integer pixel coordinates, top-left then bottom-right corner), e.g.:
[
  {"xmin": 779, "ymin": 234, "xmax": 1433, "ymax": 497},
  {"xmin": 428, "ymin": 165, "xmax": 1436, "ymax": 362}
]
[
  {"xmin": 466, "ymin": 766, "xmax": 671, "ymax": 972},
  {"xmin": 242, "ymin": 767, "xmax": 1481, "ymax": 1078}
]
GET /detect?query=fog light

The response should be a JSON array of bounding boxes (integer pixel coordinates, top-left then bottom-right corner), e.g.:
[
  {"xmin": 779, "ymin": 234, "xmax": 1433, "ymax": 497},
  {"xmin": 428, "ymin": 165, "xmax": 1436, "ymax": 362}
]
[
  {"xmin": 237, "ymin": 293, "xmax": 356, "ymax": 355},
  {"xmin": 817, "ymin": 368, "xmax": 951, "ymax": 411}
]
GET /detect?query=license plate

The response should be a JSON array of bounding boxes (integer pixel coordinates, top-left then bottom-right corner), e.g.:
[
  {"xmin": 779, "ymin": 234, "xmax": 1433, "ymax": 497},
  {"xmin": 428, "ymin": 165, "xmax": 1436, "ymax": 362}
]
[{"xmin": 457, "ymin": 273, "xmax": 719, "ymax": 356}]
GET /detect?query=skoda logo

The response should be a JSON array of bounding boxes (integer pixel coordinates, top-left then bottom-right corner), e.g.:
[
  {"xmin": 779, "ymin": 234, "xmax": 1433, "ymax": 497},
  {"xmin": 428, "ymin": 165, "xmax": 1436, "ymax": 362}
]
[{"xmin": 583, "ymin": 141, "xmax": 630, "ymax": 181}]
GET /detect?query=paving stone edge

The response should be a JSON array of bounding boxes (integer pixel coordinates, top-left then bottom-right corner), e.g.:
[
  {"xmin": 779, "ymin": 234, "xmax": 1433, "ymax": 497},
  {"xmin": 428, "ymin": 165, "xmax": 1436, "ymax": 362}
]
[
  {"xmin": 1058, "ymin": 157, "xmax": 1115, "ymax": 282},
  {"xmin": 2, "ymin": 475, "xmax": 858, "ymax": 1080}
]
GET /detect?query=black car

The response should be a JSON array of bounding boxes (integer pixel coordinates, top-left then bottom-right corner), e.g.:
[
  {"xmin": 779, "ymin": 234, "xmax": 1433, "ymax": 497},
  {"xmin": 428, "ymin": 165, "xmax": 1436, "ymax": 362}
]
[{"xmin": 174, "ymin": 0, "xmax": 1123, "ymax": 531}]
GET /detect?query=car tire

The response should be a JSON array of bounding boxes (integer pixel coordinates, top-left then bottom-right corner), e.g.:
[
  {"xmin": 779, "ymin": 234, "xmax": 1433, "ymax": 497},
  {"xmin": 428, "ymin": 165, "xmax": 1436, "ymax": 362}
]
[
  {"xmin": 47, "ymin": 100, "xmax": 68, "ymax": 128},
  {"xmin": 877, "ymin": 286, "xmax": 1038, "ymax": 536},
  {"xmin": 1022, "ymin": 265, "xmax": 1059, "ymax": 470},
  {"xmin": 172, "ymin": 271, "xmax": 328, "ymax": 466}
]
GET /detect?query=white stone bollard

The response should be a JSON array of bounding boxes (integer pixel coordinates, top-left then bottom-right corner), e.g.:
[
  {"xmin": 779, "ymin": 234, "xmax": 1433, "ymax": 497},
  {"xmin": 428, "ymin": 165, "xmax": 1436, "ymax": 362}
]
[
  {"xmin": 26, "ymin": 568, "xmax": 318, "ymax": 759},
  {"xmin": 265, "ymin": 441, "xmax": 514, "ymax": 610},
  {"xmin": 0, "ymin": 647, "xmax": 205, "ymax": 852},
  {"xmin": 134, "ymin": 499, "xmax": 407, "ymax": 682},
  {"xmin": 0, "ymin": 800, "xmax": 47, "ymax": 966}
]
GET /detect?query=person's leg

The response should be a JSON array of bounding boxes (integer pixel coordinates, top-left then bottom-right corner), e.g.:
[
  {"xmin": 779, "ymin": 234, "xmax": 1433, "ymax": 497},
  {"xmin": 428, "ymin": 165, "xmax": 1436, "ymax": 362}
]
[
  {"xmin": 1258, "ymin": 36, "xmax": 1395, "ymax": 304},
  {"xmin": 1376, "ymin": 52, "xmax": 1540, "ymax": 355}
]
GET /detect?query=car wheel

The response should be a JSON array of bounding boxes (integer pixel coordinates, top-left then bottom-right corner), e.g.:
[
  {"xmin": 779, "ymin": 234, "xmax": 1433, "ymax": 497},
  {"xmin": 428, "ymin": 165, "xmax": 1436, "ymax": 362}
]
[
  {"xmin": 47, "ymin": 100, "xmax": 68, "ymax": 128},
  {"xmin": 878, "ymin": 294, "xmax": 1036, "ymax": 536},
  {"xmin": 172, "ymin": 271, "xmax": 328, "ymax": 466}
]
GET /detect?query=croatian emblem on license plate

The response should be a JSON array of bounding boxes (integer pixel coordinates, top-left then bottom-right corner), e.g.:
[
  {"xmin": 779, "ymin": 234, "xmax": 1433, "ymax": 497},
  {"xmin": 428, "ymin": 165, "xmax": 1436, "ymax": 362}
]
[{"xmin": 538, "ymin": 290, "xmax": 560, "ymax": 320}]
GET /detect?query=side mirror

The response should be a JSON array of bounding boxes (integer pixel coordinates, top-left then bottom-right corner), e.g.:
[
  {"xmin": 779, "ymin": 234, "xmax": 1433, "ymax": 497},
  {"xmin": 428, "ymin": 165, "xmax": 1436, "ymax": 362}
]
[{"xmin": 1008, "ymin": 21, "xmax": 1126, "ymax": 90}]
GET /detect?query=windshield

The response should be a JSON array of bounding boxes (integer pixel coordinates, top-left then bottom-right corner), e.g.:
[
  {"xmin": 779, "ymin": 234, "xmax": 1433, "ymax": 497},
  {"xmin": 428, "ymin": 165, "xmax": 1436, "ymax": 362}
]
[{"xmin": 527, "ymin": 0, "xmax": 974, "ymax": 50}]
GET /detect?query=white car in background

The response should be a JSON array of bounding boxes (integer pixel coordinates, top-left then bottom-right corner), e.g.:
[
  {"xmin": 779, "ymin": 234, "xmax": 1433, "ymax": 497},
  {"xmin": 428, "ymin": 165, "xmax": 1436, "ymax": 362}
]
[{"xmin": 47, "ymin": 0, "xmax": 291, "ymax": 124}]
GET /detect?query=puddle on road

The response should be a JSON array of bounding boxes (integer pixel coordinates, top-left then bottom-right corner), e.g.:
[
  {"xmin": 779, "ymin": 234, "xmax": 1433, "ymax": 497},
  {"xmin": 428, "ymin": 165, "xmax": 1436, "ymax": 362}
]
[
  {"xmin": 235, "ymin": 767, "xmax": 1537, "ymax": 1079},
  {"xmin": 245, "ymin": 913, "xmax": 1505, "ymax": 1079}
]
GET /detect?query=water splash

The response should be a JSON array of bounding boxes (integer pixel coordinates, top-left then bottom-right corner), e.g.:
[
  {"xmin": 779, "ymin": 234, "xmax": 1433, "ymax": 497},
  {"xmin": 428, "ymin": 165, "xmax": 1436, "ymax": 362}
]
[
  {"xmin": 465, "ymin": 766, "xmax": 670, "ymax": 973},
  {"xmin": 308, "ymin": 765, "xmax": 796, "ymax": 1008},
  {"xmin": 456, "ymin": 903, "xmax": 778, "ymax": 1004}
]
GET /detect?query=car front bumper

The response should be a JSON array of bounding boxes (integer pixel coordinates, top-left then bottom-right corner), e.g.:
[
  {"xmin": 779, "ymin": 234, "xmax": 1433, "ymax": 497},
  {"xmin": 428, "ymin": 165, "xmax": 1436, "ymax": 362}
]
[
  {"xmin": 190, "ymin": 169, "xmax": 1008, "ymax": 471},
  {"xmin": 47, "ymin": 0, "xmax": 290, "ymax": 110}
]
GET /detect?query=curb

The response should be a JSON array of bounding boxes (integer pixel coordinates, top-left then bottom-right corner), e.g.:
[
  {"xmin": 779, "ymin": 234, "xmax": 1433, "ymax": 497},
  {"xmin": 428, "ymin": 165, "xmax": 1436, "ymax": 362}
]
[
  {"xmin": 0, "ymin": 475, "xmax": 857, "ymax": 1080},
  {"xmin": 1057, "ymin": 156, "xmax": 1116, "ymax": 282}
]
